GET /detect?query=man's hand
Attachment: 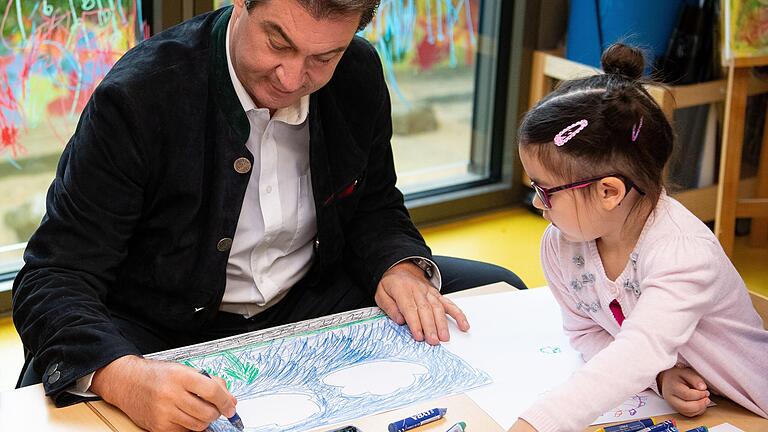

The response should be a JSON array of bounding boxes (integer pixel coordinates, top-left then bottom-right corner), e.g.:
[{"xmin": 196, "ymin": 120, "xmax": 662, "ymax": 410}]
[
  {"xmin": 375, "ymin": 261, "xmax": 470, "ymax": 345},
  {"xmin": 657, "ymin": 365, "xmax": 710, "ymax": 417},
  {"xmin": 508, "ymin": 418, "xmax": 538, "ymax": 432},
  {"xmin": 90, "ymin": 355, "xmax": 237, "ymax": 432}
]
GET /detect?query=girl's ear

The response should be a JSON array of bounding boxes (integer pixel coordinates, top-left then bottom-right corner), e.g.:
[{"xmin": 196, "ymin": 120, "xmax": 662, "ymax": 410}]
[{"xmin": 597, "ymin": 176, "xmax": 627, "ymax": 211}]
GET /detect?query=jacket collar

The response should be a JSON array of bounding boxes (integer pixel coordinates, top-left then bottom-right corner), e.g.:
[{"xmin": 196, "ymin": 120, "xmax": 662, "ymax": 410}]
[{"xmin": 210, "ymin": 7, "xmax": 249, "ymax": 145}]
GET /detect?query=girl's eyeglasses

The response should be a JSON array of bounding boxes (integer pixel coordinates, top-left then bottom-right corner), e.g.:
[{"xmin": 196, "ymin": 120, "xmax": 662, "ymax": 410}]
[{"xmin": 531, "ymin": 174, "xmax": 645, "ymax": 210}]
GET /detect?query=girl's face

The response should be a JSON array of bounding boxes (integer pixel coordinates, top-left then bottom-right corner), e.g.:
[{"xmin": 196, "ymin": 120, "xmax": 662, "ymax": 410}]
[{"xmin": 519, "ymin": 147, "xmax": 605, "ymax": 243}]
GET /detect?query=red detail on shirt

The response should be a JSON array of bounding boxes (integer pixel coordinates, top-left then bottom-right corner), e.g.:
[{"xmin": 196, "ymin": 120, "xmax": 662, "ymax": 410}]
[{"xmin": 609, "ymin": 299, "xmax": 625, "ymax": 326}]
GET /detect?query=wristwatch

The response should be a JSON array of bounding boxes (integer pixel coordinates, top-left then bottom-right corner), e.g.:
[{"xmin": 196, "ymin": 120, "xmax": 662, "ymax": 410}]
[{"xmin": 410, "ymin": 258, "xmax": 434, "ymax": 280}]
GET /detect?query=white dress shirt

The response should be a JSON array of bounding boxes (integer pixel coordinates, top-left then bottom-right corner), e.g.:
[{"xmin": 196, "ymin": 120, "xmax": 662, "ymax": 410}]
[{"xmin": 219, "ymin": 20, "xmax": 317, "ymax": 318}]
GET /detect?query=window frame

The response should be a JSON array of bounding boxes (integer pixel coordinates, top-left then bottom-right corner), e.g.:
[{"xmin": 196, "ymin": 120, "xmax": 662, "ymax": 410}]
[{"xmin": 407, "ymin": 0, "xmax": 535, "ymax": 224}]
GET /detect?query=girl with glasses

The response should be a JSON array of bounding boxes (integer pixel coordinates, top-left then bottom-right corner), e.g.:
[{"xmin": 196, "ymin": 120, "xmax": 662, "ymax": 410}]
[{"xmin": 508, "ymin": 43, "xmax": 768, "ymax": 432}]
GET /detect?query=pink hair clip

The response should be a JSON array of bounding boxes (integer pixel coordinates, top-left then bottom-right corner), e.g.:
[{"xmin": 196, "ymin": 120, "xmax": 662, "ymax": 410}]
[
  {"xmin": 631, "ymin": 116, "xmax": 644, "ymax": 142},
  {"xmin": 554, "ymin": 119, "xmax": 589, "ymax": 147}
]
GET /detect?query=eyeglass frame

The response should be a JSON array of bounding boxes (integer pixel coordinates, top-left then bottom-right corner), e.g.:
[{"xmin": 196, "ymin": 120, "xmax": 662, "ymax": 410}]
[{"xmin": 530, "ymin": 174, "xmax": 646, "ymax": 210}]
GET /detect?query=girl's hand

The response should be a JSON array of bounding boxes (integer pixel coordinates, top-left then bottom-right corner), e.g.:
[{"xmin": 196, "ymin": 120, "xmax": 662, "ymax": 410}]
[
  {"xmin": 658, "ymin": 366, "xmax": 710, "ymax": 417},
  {"xmin": 508, "ymin": 419, "xmax": 538, "ymax": 432}
]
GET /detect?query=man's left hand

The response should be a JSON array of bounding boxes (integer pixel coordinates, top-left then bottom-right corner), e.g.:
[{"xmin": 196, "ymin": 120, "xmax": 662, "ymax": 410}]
[{"xmin": 375, "ymin": 261, "xmax": 470, "ymax": 345}]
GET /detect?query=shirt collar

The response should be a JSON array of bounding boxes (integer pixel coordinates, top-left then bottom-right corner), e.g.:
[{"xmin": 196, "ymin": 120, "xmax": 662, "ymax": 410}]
[{"xmin": 225, "ymin": 17, "xmax": 309, "ymax": 125}]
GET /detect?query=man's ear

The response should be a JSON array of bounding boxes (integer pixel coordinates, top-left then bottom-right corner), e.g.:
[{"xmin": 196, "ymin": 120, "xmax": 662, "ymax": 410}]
[
  {"xmin": 597, "ymin": 176, "xmax": 627, "ymax": 211},
  {"xmin": 232, "ymin": 0, "xmax": 246, "ymax": 16}
]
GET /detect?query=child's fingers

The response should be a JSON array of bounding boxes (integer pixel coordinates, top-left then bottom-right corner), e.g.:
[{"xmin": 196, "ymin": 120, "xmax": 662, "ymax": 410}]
[
  {"xmin": 671, "ymin": 380, "xmax": 709, "ymax": 401},
  {"xmin": 677, "ymin": 367, "xmax": 708, "ymax": 391},
  {"xmin": 672, "ymin": 396, "xmax": 710, "ymax": 417}
]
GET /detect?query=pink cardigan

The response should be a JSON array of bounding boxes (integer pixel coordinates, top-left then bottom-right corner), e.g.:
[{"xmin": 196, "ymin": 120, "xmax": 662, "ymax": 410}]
[{"xmin": 521, "ymin": 193, "xmax": 768, "ymax": 432}]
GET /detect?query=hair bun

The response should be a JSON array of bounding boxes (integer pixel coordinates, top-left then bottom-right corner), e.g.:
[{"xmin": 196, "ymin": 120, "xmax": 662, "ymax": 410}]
[{"xmin": 600, "ymin": 43, "xmax": 645, "ymax": 80}]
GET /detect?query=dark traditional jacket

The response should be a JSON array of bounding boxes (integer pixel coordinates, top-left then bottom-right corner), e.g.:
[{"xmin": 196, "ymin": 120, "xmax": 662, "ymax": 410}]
[{"xmin": 12, "ymin": 7, "xmax": 431, "ymax": 404}]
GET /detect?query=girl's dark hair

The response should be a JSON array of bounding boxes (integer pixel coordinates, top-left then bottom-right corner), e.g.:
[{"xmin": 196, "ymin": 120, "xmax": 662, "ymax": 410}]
[{"xmin": 519, "ymin": 43, "xmax": 674, "ymax": 212}]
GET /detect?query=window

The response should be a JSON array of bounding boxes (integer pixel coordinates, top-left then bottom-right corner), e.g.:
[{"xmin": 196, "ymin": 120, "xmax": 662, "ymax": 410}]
[
  {"xmin": 0, "ymin": 1, "xmax": 146, "ymax": 281},
  {"xmin": 361, "ymin": 0, "xmax": 510, "ymax": 199}
]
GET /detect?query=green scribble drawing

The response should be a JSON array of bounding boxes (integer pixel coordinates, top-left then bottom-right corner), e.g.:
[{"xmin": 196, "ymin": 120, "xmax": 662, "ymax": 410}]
[
  {"xmin": 181, "ymin": 359, "xmax": 236, "ymax": 390},
  {"xmin": 221, "ymin": 351, "xmax": 260, "ymax": 384}
]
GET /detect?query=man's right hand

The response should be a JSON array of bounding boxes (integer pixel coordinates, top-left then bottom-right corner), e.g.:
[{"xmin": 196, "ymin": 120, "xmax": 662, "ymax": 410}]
[{"xmin": 90, "ymin": 355, "xmax": 237, "ymax": 432}]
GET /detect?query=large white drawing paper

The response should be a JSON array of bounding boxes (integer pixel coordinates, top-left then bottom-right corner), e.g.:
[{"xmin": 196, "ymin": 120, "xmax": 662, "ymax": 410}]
[
  {"xmin": 148, "ymin": 308, "xmax": 490, "ymax": 432},
  {"xmin": 446, "ymin": 289, "xmax": 681, "ymax": 428}
]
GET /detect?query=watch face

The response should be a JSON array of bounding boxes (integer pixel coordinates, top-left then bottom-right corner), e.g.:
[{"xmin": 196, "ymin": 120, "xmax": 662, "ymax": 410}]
[{"xmin": 412, "ymin": 259, "xmax": 433, "ymax": 278}]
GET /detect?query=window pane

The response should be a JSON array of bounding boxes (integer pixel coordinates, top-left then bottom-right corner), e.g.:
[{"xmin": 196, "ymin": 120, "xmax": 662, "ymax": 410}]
[
  {"xmin": 0, "ymin": 1, "xmax": 145, "ymax": 273},
  {"xmin": 361, "ymin": 0, "xmax": 497, "ymax": 195}
]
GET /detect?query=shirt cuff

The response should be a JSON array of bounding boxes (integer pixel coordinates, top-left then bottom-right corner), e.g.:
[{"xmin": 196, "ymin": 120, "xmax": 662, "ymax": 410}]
[
  {"xmin": 65, "ymin": 372, "xmax": 97, "ymax": 398},
  {"xmin": 388, "ymin": 256, "xmax": 442, "ymax": 291}
]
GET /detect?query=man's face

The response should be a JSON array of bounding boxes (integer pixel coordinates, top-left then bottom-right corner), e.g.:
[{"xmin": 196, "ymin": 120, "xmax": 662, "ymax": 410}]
[{"xmin": 229, "ymin": 0, "xmax": 361, "ymax": 111}]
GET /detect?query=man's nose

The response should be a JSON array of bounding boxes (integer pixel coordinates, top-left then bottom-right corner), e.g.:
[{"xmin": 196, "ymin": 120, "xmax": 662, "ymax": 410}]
[{"xmin": 275, "ymin": 58, "xmax": 306, "ymax": 93}]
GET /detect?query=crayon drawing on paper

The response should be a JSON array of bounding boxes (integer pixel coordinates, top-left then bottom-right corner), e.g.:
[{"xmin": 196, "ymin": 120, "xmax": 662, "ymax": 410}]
[{"xmin": 149, "ymin": 308, "xmax": 491, "ymax": 432}]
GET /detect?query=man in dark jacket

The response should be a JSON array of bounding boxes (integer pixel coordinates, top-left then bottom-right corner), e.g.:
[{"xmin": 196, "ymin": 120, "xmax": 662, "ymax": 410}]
[{"xmin": 12, "ymin": 0, "xmax": 525, "ymax": 431}]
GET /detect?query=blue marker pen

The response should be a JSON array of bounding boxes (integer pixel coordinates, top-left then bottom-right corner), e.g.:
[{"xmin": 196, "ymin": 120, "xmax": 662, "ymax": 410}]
[
  {"xmin": 637, "ymin": 420, "xmax": 678, "ymax": 432},
  {"xmin": 684, "ymin": 428, "xmax": 708, "ymax": 432},
  {"xmin": 388, "ymin": 408, "xmax": 448, "ymax": 432},
  {"xmin": 647, "ymin": 426, "xmax": 678, "ymax": 432},
  {"xmin": 601, "ymin": 418, "xmax": 658, "ymax": 432},
  {"xmin": 199, "ymin": 370, "xmax": 244, "ymax": 431}
]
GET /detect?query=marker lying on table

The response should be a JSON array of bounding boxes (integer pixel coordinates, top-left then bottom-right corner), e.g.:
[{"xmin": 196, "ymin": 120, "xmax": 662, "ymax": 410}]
[
  {"xmin": 685, "ymin": 427, "xmax": 708, "ymax": 432},
  {"xmin": 388, "ymin": 407, "xmax": 448, "ymax": 432},
  {"xmin": 598, "ymin": 417, "xmax": 659, "ymax": 432},
  {"xmin": 199, "ymin": 370, "xmax": 244, "ymax": 431},
  {"xmin": 445, "ymin": 421, "xmax": 467, "ymax": 432},
  {"xmin": 637, "ymin": 420, "xmax": 678, "ymax": 432},
  {"xmin": 327, "ymin": 426, "xmax": 361, "ymax": 432}
]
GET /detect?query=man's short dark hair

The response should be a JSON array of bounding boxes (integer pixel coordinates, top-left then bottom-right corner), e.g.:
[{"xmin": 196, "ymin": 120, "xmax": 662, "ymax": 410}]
[{"xmin": 244, "ymin": 0, "xmax": 380, "ymax": 31}]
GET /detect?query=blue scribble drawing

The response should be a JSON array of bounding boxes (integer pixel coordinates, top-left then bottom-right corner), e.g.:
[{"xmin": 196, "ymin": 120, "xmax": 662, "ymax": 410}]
[{"xmin": 149, "ymin": 308, "xmax": 490, "ymax": 432}]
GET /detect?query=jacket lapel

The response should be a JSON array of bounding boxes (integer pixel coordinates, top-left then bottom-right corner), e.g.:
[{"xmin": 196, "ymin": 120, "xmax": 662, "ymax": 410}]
[
  {"xmin": 309, "ymin": 89, "xmax": 366, "ymax": 208},
  {"xmin": 210, "ymin": 6, "xmax": 249, "ymax": 146}
]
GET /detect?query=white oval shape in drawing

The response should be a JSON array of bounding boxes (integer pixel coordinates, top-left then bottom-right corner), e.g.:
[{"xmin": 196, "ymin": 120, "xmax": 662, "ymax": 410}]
[
  {"xmin": 322, "ymin": 360, "xmax": 428, "ymax": 396},
  {"xmin": 236, "ymin": 393, "xmax": 320, "ymax": 428}
]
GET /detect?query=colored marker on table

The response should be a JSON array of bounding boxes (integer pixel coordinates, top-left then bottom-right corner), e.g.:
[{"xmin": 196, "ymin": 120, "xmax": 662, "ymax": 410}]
[
  {"xmin": 599, "ymin": 417, "xmax": 659, "ymax": 432},
  {"xmin": 199, "ymin": 370, "xmax": 244, "ymax": 431},
  {"xmin": 327, "ymin": 426, "xmax": 361, "ymax": 432},
  {"xmin": 685, "ymin": 427, "xmax": 708, "ymax": 432},
  {"xmin": 445, "ymin": 421, "xmax": 467, "ymax": 432},
  {"xmin": 388, "ymin": 408, "xmax": 448, "ymax": 432},
  {"xmin": 637, "ymin": 420, "xmax": 678, "ymax": 432}
]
